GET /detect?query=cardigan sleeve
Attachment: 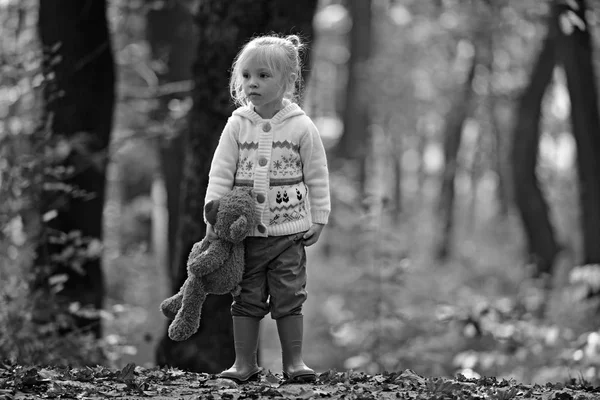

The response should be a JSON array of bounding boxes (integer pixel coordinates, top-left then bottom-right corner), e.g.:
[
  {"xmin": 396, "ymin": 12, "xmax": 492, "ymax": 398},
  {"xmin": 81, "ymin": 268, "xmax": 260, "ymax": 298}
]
[
  {"xmin": 299, "ymin": 118, "xmax": 331, "ymax": 224},
  {"xmin": 204, "ymin": 117, "xmax": 239, "ymax": 222}
]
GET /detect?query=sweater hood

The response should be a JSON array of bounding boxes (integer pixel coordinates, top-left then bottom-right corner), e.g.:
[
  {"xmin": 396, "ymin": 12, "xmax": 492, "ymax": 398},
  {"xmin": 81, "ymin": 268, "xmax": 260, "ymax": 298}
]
[{"xmin": 232, "ymin": 100, "xmax": 305, "ymax": 124}]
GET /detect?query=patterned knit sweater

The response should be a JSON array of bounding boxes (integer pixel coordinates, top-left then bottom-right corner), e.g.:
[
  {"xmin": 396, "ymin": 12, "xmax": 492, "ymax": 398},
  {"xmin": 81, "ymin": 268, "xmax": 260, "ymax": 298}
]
[{"xmin": 205, "ymin": 102, "xmax": 330, "ymax": 237}]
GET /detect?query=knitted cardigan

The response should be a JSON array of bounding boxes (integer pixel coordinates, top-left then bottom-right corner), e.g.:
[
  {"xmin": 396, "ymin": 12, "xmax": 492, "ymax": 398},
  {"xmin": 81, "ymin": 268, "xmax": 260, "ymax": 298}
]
[{"xmin": 205, "ymin": 102, "xmax": 330, "ymax": 237}]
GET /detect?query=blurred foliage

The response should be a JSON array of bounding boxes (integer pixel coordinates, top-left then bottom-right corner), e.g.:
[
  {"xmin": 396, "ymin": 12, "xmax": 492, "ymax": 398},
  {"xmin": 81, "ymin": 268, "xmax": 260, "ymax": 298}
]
[
  {"xmin": 311, "ymin": 204, "xmax": 600, "ymax": 385},
  {"xmin": 305, "ymin": 0, "xmax": 600, "ymax": 386},
  {"xmin": 0, "ymin": 0, "xmax": 168, "ymax": 366}
]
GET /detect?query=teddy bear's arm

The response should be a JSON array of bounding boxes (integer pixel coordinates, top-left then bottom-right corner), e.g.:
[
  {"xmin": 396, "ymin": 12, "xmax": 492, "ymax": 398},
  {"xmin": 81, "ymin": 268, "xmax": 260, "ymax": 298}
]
[
  {"xmin": 188, "ymin": 240, "xmax": 233, "ymax": 276},
  {"xmin": 231, "ymin": 285, "xmax": 242, "ymax": 297}
]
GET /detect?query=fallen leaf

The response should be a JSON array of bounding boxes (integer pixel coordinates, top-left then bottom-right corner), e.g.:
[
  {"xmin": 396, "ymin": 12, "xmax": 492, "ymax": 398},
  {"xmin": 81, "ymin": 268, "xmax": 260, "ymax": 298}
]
[
  {"xmin": 297, "ymin": 387, "xmax": 316, "ymax": 399},
  {"xmin": 265, "ymin": 370, "xmax": 281, "ymax": 386},
  {"xmin": 205, "ymin": 378, "xmax": 238, "ymax": 388},
  {"xmin": 117, "ymin": 362, "xmax": 136, "ymax": 383}
]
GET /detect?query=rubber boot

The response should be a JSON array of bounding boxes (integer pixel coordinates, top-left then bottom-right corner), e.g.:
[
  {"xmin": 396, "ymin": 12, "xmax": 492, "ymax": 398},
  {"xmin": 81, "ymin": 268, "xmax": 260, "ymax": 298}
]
[
  {"xmin": 276, "ymin": 315, "xmax": 316, "ymax": 382},
  {"xmin": 219, "ymin": 316, "xmax": 262, "ymax": 383}
]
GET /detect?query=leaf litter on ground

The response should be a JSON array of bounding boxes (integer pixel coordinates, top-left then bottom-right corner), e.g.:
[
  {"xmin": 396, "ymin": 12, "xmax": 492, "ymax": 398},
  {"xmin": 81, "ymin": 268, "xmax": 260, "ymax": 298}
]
[{"xmin": 0, "ymin": 361, "xmax": 599, "ymax": 399}]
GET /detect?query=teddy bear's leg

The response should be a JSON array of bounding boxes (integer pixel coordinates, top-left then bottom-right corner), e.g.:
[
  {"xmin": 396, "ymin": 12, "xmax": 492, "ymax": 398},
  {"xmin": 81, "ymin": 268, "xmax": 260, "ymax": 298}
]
[
  {"xmin": 168, "ymin": 278, "xmax": 206, "ymax": 342},
  {"xmin": 160, "ymin": 290, "xmax": 183, "ymax": 320},
  {"xmin": 219, "ymin": 316, "xmax": 262, "ymax": 383}
]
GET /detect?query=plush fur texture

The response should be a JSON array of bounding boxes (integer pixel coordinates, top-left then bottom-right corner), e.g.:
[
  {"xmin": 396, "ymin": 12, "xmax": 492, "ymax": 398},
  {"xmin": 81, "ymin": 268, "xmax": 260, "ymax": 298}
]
[{"xmin": 160, "ymin": 187, "xmax": 256, "ymax": 341}]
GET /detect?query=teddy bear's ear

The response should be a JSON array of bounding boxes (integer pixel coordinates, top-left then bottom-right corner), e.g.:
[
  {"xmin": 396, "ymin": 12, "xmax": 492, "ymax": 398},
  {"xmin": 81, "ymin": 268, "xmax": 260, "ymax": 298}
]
[
  {"xmin": 205, "ymin": 199, "xmax": 220, "ymax": 226},
  {"xmin": 230, "ymin": 215, "xmax": 249, "ymax": 242}
]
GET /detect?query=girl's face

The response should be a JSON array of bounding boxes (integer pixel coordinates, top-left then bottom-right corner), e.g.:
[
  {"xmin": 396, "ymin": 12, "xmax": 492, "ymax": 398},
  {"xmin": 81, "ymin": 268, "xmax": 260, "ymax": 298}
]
[{"xmin": 241, "ymin": 55, "xmax": 287, "ymax": 119}]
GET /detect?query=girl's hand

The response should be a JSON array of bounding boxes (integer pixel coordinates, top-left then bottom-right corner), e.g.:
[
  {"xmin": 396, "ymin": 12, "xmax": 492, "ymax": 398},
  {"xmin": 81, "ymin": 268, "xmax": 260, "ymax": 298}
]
[
  {"xmin": 302, "ymin": 223, "xmax": 325, "ymax": 247},
  {"xmin": 206, "ymin": 224, "xmax": 219, "ymax": 241}
]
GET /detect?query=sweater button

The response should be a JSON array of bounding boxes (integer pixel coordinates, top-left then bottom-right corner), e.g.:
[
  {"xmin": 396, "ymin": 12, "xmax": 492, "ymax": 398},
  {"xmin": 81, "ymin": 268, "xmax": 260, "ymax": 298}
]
[
  {"xmin": 258, "ymin": 157, "xmax": 267, "ymax": 167},
  {"xmin": 257, "ymin": 193, "xmax": 265, "ymax": 203},
  {"xmin": 257, "ymin": 224, "xmax": 266, "ymax": 233},
  {"xmin": 262, "ymin": 123, "xmax": 271, "ymax": 132}
]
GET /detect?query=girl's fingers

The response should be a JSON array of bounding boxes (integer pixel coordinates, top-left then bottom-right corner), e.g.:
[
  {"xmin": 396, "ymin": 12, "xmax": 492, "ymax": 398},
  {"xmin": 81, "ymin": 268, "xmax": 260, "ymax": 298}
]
[
  {"xmin": 303, "ymin": 233, "xmax": 320, "ymax": 247},
  {"xmin": 304, "ymin": 227, "xmax": 318, "ymax": 239}
]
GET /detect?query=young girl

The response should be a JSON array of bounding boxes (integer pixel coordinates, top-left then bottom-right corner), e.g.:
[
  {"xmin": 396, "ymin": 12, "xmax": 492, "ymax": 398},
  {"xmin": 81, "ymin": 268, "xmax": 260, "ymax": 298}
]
[{"xmin": 204, "ymin": 34, "xmax": 330, "ymax": 383}]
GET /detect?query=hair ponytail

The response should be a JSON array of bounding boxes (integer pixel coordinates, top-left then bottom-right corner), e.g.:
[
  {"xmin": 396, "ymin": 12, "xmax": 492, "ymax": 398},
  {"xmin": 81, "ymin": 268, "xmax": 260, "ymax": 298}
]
[{"xmin": 286, "ymin": 35, "xmax": 302, "ymax": 50}]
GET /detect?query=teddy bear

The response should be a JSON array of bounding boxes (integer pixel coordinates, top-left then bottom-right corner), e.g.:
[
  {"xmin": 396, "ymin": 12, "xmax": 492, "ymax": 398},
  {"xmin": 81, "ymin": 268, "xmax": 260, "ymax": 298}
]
[{"xmin": 160, "ymin": 187, "xmax": 256, "ymax": 341}]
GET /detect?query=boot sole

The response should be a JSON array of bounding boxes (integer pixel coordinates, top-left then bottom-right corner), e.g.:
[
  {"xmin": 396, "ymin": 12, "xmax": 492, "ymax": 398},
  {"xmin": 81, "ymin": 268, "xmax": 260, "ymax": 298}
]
[
  {"xmin": 219, "ymin": 369, "xmax": 262, "ymax": 384},
  {"xmin": 283, "ymin": 372, "xmax": 316, "ymax": 383}
]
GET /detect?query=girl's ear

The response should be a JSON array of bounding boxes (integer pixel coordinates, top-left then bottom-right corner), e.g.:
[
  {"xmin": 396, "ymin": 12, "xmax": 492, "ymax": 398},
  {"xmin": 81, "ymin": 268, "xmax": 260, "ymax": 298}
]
[
  {"xmin": 282, "ymin": 73, "xmax": 297, "ymax": 98},
  {"xmin": 288, "ymin": 72, "xmax": 297, "ymax": 87}
]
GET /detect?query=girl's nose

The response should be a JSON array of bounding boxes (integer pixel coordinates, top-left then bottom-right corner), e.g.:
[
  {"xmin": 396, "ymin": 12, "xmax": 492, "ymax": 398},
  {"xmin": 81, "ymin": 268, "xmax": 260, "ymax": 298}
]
[{"xmin": 249, "ymin": 80, "xmax": 258, "ymax": 88}]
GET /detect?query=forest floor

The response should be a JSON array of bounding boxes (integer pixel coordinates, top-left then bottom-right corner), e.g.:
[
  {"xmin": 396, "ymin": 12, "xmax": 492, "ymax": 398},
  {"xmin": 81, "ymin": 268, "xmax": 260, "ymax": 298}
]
[{"xmin": 2, "ymin": 362, "xmax": 600, "ymax": 400}]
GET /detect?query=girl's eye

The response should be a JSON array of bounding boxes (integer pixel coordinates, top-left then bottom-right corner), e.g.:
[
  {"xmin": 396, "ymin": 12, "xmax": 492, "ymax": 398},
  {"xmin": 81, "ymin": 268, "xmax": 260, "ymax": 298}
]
[
  {"xmin": 260, "ymin": 73, "xmax": 270, "ymax": 78},
  {"xmin": 242, "ymin": 73, "xmax": 249, "ymax": 79}
]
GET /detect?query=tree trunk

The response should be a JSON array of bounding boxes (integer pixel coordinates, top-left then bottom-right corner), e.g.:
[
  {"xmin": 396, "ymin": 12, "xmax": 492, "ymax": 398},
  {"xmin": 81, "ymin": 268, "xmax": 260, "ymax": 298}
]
[
  {"xmin": 36, "ymin": 0, "xmax": 115, "ymax": 338},
  {"xmin": 155, "ymin": 0, "xmax": 318, "ymax": 373},
  {"xmin": 336, "ymin": 0, "xmax": 372, "ymax": 196},
  {"xmin": 435, "ymin": 48, "xmax": 477, "ymax": 261},
  {"xmin": 146, "ymin": 0, "xmax": 196, "ymax": 272},
  {"xmin": 511, "ymin": 13, "xmax": 559, "ymax": 279},
  {"xmin": 554, "ymin": 0, "xmax": 600, "ymax": 265},
  {"xmin": 490, "ymin": 95, "xmax": 511, "ymax": 217},
  {"xmin": 392, "ymin": 139, "xmax": 402, "ymax": 222},
  {"xmin": 483, "ymin": 3, "xmax": 511, "ymax": 218}
]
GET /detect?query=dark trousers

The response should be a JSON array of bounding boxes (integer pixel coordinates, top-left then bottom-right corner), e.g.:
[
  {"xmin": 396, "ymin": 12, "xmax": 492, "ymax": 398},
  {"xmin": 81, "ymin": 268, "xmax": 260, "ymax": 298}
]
[{"xmin": 231, "ymin": 233, "xmax": 307, "ymax": 320}]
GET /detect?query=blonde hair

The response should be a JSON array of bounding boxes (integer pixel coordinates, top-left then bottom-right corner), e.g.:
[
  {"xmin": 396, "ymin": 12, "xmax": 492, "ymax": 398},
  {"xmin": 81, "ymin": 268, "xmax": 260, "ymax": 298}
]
[{"xmin": 229, "ymin": 34, "xmax": 304, "ymax": 107}]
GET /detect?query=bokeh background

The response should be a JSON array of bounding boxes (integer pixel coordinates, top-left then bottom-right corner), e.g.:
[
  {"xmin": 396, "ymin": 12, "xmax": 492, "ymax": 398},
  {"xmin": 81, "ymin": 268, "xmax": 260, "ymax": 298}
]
[{"xmin": 2, "ymin": 0, "xmax": 600, "ymax": 386}]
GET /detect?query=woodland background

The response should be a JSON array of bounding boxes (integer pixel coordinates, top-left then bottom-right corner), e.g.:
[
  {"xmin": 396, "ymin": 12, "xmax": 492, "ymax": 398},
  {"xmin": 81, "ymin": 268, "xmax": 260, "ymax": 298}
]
[{"xmin": 2, "ymin": 0, "xmax": 600, "ymax": 388}]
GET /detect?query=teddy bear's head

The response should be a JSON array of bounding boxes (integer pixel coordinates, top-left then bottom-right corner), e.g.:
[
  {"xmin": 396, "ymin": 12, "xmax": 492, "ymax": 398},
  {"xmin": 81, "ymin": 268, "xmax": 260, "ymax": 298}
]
[{"xmin": 205, "ymin": 187, "xmax": 256, "ymax": 243}]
